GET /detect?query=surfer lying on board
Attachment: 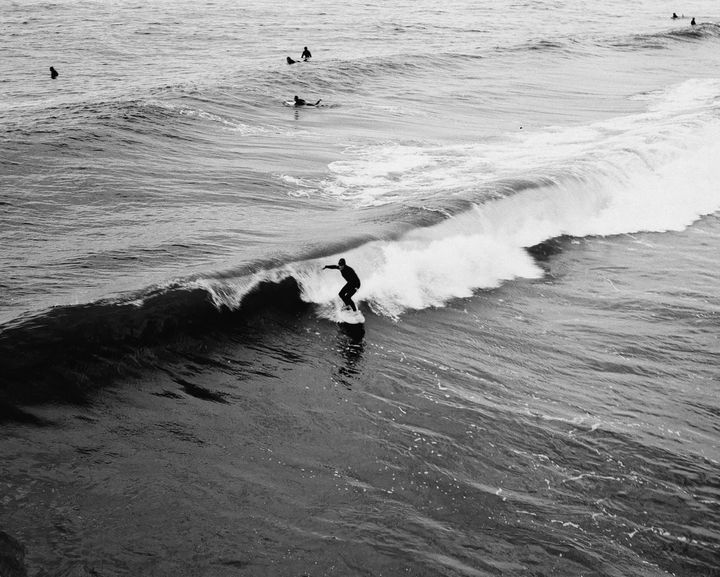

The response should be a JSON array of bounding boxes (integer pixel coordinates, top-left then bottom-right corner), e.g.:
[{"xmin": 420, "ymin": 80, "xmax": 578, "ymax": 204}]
[
  {"xmin": 294, "ymin": 95, "xmax": 321, "ymax": 106},
  {"xmin": 323, "ymin": 258, "xmax": 361, "ymax": 312}
]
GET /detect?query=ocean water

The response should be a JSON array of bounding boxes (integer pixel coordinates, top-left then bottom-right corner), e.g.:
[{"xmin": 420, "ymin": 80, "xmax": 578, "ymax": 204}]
[{"xmin": 1, "ymin": 0, "xmax": 719, "ymax": 575}]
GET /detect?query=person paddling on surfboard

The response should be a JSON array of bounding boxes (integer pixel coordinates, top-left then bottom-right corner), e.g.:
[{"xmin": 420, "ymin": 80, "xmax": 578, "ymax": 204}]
[
  {"xmin": 323, "ymin": 258, "xmax": 361, "ymax": 312},
  {"xmin": 294, "ymin": 95, "xmax": 321, "ymax": 106}
]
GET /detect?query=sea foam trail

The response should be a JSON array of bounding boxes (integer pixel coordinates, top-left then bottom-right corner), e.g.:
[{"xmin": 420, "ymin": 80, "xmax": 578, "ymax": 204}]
[
  {"xmin": 288, "ymin": 78, "xmax": 720, "ymax": 211},
  {"xmin": 205, "ymin": 79, "xmax": 720, "ymax": 319}
]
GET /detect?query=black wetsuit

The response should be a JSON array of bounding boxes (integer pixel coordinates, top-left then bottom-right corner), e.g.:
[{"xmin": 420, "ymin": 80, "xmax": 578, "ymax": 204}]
[
  {"xmin": 327, "ymin": 264, "xmax": 361, "ymax": 311},
  {"xmin": 294, "ymin": 96, "xmax": 321, "ymax": 107},
  {"xmin": 302, "ymin": 48, "xmax": 312, "ymax": 60}
]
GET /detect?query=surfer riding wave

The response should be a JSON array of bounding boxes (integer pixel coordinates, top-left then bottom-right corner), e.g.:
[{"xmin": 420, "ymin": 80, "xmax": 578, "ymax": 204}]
[{"xmin": 323, "ymin": 258, "xmax": 361, "ymax": 311}]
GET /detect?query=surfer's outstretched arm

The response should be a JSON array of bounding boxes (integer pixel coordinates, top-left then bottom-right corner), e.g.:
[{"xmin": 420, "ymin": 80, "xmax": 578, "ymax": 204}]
[
  {"xmin": 323, "ymin": 264, "xmax": 339, "ymax": 270},
  {"xmin": 315, "ymin": 99, "xmax": 322, "ymax": 106}
]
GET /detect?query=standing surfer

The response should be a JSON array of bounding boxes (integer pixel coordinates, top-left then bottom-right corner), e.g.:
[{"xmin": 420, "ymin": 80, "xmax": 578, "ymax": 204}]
[{"xmin": 323, "ymin": 258, "xmax": 361, "ymax": 311}]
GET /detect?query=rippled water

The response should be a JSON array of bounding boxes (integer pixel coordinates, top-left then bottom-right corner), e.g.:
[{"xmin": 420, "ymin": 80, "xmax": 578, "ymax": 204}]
[{"xmin": 1, "ymin": 0, "xmax": 719, "ymax": 575}]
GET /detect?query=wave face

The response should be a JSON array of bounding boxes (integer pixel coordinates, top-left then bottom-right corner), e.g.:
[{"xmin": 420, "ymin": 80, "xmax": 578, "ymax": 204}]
[
  {"xmin": 621, "ymin": 21, "xmax": 720, "ymax": 48},
  {"xmin": 3, "ymin": 1, "xmax": 720, "ymax": 379},
  {"xmin": 3, "ymin": 78, "xmax": 720, "ymax": 374}
]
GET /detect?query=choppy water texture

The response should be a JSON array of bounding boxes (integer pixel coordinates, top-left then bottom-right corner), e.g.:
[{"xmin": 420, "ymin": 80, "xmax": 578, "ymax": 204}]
[{"xmin": 1, "ymin": 0, "xmax": 719, "ymax": 575}]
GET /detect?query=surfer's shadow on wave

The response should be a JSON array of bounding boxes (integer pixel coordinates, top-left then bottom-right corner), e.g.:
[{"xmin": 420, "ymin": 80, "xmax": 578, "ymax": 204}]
[
  {"xmin": 315, "ymin": 300, "xmax": 366, "ymax": 388},
  {"xmin": 333, "ymin": 326, "xmax": 365, "ymax": 389}
]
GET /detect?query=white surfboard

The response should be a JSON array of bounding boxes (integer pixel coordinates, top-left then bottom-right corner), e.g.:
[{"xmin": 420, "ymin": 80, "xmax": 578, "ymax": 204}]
[
  {"xmin": 335, "ymin": 307, "xmax": 365, "ymax": 325},
  {"xmin": 283, "ymin": 99, "xmax": 322, "ymax": 107}
]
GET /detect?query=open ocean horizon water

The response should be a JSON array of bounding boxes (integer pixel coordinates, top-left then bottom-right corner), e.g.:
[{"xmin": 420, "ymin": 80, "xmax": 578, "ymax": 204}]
[{"xmin": 2, "ymin": 0, "xmax": 719, "ymax": 575}]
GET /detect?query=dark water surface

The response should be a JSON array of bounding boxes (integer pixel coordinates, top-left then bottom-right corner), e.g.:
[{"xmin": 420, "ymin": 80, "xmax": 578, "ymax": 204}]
[
  {"xmin": 3, "ymin": 217, "xmax": 719, "ymax": 576},
  {"xmin": 2, "ymin": 0, "xmax": 719, "ymax": 575}
]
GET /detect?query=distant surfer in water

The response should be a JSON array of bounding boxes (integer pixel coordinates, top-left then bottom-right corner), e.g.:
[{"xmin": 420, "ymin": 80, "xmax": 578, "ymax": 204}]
[
  {"xmin": 287, "ymin": 56, "xmax": 297, "ymax": 64},
  {"xmin": 293, "ymin": 95, "xmax": 321, "ymax": 106},
  {"xmin": 301, "ymin": 46, "xmax": 312, "ymax": 61},
  {"xmin": 323, "ymin": 258, "xmax": 361, "ymax": 311},
  {"xmin": 672, "ymin": 12, "xmax": 679, "ymax": 19},
  {"xmin": 691, "ymin": 17, "xmax": 696, "ymax": 25},
  {"xmin": 50, "ymin": 66, "xmax": 58, "ymax": 79}
]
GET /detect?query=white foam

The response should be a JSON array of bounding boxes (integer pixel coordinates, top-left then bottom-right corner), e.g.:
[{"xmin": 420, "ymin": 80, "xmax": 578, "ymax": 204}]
[
  {"xmin": 317, "ymin": 142, "xmax": 494, "ymax": 207},
  {"xmin": 297, "ymin": 82, "xmax": 720, "ymax": 317},
  {"xmin": 296, "ymin": 78, "xmax": 720, "ymax": 217},
  {"xmin": 292, "ymin": 210, "xmax": 545, "ymax": 319},
  {"xmin": 198, "ymin": 79, "xmax": 720, "ymax": 320}
]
